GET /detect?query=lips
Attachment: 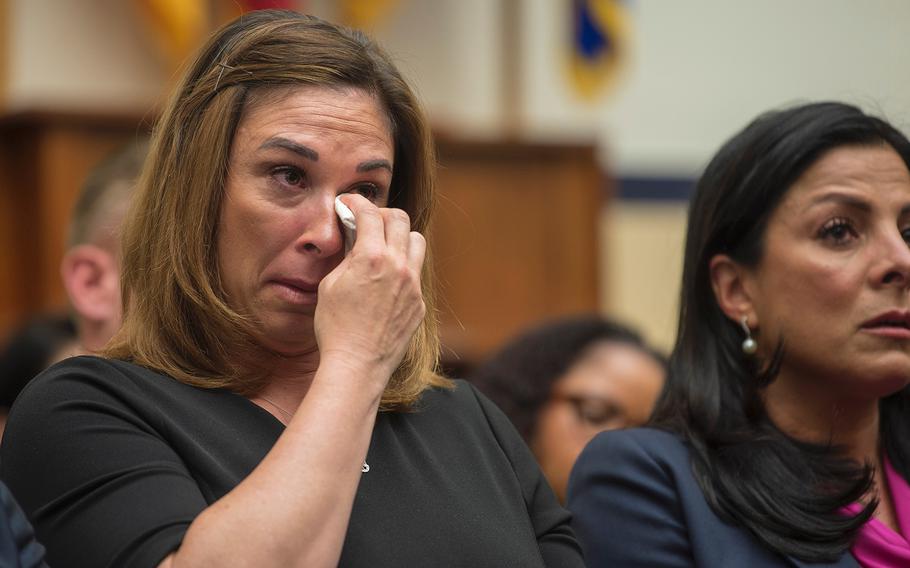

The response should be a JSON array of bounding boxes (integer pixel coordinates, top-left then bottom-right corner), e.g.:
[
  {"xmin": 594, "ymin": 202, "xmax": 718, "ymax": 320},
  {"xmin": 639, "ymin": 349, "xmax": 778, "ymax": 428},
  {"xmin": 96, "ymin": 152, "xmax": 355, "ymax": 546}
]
[
  {"xmin": 862, "ymin": 310, "xmax": 910, "ymax": 330},
  {"xmin": 272, "ymin": 278, "xmax": 319, "ymax": 293},
  {"xmin": 268, "ymin": 277, "xmax": 320, "ymax": 305},
  {"xmin": 861, "ymin": 310, "xmax": 910, "ymax": 339}
]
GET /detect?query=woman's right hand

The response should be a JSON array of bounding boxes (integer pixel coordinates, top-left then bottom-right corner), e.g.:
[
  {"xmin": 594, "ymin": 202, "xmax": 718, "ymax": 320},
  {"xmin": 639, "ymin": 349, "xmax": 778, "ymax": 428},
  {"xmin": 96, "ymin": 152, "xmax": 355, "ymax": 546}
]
[{"xmin": 313, "ymin": 193, "xmax": 427, "ymax": 386}]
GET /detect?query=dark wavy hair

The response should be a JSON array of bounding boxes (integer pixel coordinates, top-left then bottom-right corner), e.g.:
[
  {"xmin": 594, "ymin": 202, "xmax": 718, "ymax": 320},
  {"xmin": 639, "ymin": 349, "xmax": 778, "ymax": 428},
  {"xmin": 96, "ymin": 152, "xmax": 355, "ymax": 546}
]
[
  {"xmin": 471, "ymin": 315, "xmax": 666, "ymax": 443},
  {"xmin": 0, "ymin": 313, "xmax": 76, "ymax": 408},
  {"xmin": 650, "ymin": 101, "xmax": 910, "ymax": 561}
]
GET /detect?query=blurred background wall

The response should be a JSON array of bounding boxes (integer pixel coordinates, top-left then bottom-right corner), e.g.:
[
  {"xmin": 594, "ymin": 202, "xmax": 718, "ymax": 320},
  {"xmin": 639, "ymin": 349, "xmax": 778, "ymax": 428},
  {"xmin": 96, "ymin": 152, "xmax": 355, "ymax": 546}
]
[{"xmin": 1, "ymin": 0, "xmax": 909, "ymax": 362}]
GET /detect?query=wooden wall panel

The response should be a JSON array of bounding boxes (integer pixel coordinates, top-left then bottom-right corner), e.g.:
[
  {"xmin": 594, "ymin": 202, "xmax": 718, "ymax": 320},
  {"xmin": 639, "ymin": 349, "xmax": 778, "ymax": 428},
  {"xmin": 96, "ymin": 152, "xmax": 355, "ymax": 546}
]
[
  {"xmin": 0, "ymin": 113, "xmax": 148, "ymax": 340},
  {"xmin": 0, "ymin": 124, "xmax": 39, "ymax": 339},
  {"xmin": 433, "ymin": 140, "xmax": 605, "ymax": 370}
]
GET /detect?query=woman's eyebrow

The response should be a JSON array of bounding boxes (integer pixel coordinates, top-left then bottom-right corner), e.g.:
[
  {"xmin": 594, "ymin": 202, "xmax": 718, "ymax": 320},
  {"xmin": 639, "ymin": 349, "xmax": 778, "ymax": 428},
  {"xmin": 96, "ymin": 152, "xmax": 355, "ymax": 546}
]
[
  {"xmin": 357, "ymin": 159, "xmax": 392, "ymax": 173},
  {"xmin": 806, "ymin": 191, "xmax": 872, "ymax": 213},
  {"xmin": 258, "ymin": 137, "xmax": 319, "ymax": 161}
]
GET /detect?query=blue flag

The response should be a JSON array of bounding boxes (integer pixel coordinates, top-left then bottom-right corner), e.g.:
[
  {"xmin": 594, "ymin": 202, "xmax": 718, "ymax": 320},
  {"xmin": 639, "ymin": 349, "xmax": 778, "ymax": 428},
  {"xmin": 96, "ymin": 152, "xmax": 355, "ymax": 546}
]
[{"xmin": 569, "ymin": 0, "xmax": 631, "ymax": 100}]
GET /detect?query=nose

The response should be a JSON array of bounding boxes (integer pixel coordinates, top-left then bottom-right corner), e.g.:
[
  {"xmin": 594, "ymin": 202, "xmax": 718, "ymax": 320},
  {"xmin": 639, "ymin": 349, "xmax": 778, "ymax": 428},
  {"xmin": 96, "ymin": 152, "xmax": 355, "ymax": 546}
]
[
  {"xmin": 875, "ymin": 228, "xmax": 910, "ymax": 288},
  {"xmin": 296, "ymin": 194, "xmax": 344, "ymax": 257}
]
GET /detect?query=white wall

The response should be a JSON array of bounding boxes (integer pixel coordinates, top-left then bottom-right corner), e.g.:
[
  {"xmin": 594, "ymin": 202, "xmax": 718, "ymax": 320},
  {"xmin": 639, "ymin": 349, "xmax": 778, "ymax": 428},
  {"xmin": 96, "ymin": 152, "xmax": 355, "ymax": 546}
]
[
  {"xmin": 367, "ymin": 0, "xmax": 506, "ymax": 138},
  {"xmin": 6, "ymin": 0, "xmax": 167, "ymax": 113},
  {"xmin": 602, "ymin": 202, "xmax": 688, "ymax": 350},
  {"xmin": 9, "ymin": 1, "xmax": 908, "ymax": 168},
  {"xmin": 523, "ymin": 0, "xmax": 910, "ymax": 176}
]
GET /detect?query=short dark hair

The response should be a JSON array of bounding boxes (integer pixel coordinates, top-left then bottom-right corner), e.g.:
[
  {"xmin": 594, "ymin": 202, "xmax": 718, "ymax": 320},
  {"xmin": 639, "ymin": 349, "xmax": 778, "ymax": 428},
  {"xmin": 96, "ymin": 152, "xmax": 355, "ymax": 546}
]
[
  {"xmin": 470, "ymin": 315, "xmax": 666, "ymax": 442},
  {"xmin": 651, "ymin": 101, "xmax": 910, "ymax": 562},
  {"xmin": 68, "ymin": 139, "xmax": 148, "ymax": 248}
]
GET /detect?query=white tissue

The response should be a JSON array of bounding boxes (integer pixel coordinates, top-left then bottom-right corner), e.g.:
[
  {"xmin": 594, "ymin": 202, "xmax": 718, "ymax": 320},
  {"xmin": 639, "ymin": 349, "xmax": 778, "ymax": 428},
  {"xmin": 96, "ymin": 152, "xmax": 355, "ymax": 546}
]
[{"xmin": 334, "ymin": 195, "xmax": 357, "ymax": 253}]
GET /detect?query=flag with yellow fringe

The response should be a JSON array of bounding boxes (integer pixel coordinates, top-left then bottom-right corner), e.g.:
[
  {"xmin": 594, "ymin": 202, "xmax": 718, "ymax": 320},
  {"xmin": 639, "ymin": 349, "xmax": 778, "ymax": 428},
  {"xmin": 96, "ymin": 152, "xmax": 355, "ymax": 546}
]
[{"xmin": 568, "ymin": 0, "xmax": 631, "ymax": 101}]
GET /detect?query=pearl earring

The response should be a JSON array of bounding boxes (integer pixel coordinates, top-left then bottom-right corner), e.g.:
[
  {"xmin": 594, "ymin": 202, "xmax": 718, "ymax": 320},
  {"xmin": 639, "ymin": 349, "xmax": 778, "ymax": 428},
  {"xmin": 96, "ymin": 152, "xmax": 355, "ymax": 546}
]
[{"xmin": 740, "ymin": 316, "xmax": 757, "ymax": 355}]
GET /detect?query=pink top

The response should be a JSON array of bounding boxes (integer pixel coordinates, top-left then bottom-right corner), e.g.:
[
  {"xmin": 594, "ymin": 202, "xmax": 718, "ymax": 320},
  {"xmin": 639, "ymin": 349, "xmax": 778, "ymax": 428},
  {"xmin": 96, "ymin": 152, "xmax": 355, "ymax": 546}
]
[{"xmin": 842, "ymin": 456, "xmax": 910, "ymax": 567}]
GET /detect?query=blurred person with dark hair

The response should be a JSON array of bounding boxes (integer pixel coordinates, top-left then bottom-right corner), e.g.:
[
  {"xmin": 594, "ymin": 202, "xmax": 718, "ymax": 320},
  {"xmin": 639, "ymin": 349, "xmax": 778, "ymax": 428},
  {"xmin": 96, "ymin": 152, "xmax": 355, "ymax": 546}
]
[
  {"xmin": 0, "ymin": 312, "xmax": 76, "ymax": 436},
  {"xmin": 60, "ymin": 139, "xmax": 147, "ymax": 352},
  {"xmin": 570, "ymin": 102, "xmax": 910, "ymax": 567},
  {"xmin": 471, "ymin": 314, "xmax": 666, "ymax": 503}
]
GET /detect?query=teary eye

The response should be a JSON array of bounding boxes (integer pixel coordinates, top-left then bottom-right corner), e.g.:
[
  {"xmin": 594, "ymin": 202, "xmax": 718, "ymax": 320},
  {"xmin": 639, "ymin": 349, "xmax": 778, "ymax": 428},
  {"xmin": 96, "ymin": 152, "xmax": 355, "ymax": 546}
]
[
  {"xmin": 351, "ymin": 183, "xmax": 381, "ymax": 201},
  {"xmin": 271, "ymin": 166, "xmax": 306, "ymax": 188}
]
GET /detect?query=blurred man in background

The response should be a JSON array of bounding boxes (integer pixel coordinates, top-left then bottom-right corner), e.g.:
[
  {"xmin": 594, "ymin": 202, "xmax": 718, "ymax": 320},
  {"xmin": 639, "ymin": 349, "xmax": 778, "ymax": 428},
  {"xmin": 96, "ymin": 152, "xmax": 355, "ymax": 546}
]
[
  {"xmin": 60, "ymin": 139, "xmax": 148, "ymax": 353},
  {"xmin": 0, "ymin": 140, "xmax": 147, "ymax": 438}
]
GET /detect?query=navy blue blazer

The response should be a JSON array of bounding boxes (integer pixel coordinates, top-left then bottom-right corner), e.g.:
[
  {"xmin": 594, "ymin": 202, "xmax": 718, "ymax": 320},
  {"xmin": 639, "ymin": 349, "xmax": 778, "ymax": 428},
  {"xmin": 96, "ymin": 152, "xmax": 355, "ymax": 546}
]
[
  {"xmin": 567, "ymin": 428, "xmax": 860, "ymax": 567},
  {"xmin": 0, "ymin": 480, "xmax": 45, "ymax": 568}
]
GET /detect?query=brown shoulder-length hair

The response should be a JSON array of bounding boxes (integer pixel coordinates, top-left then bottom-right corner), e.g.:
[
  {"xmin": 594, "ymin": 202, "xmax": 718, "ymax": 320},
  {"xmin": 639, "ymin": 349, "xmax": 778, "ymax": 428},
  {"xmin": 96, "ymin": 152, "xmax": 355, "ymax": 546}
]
[{"xmin": 105, "ymin": 10, "xmax": 451, "ymax": 409}]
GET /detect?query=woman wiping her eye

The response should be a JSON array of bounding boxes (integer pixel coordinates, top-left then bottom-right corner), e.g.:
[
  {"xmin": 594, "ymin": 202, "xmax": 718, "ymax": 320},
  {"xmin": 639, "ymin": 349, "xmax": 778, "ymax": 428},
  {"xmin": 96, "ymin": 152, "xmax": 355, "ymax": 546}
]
[
  {"xmin": 569, "ymin": 101, "xmax": 910, "ymax": 567},
  {"xmin": 0, "ymin": 11, "xmax": 583, "ymax": 568}
]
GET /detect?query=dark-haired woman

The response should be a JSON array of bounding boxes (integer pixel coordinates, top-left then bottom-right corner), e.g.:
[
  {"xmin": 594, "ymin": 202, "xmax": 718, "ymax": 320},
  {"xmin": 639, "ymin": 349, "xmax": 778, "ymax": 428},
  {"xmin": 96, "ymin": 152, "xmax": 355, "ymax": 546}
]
[
  {"xmin": 568, "ymin": 101, "xmax": 910, "ymax": 567},
  {"xmin": 471, "ymin": 315, "xmax": 666, "ymax": 503}
]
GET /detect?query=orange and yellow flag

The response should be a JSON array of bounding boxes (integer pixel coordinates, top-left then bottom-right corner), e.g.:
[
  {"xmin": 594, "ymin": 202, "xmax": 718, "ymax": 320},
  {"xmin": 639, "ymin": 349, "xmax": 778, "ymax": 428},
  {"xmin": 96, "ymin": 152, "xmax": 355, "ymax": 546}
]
[
  {"xmin": 137, "ymin": 0, "xmax": 207, "ymax": 65},
  {"xmin": 339, "ymin": 0, "xmax": 399, "ymax": 30}
]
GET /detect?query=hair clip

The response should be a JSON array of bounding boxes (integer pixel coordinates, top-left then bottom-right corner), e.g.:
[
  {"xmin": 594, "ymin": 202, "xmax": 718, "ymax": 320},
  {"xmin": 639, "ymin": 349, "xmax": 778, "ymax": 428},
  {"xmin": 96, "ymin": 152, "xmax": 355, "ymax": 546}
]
[{"xmin": 214, "ymin": 62, "xmax": 253, "ymax": 91}]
